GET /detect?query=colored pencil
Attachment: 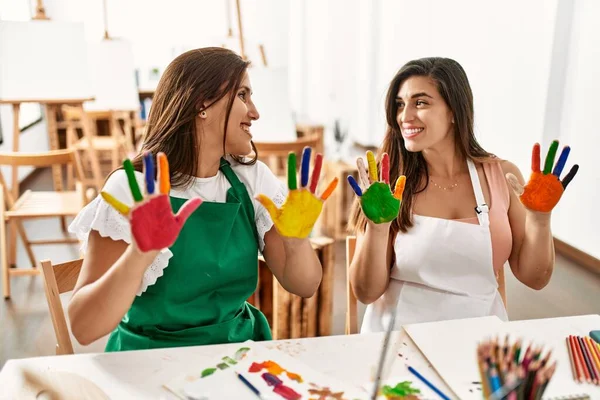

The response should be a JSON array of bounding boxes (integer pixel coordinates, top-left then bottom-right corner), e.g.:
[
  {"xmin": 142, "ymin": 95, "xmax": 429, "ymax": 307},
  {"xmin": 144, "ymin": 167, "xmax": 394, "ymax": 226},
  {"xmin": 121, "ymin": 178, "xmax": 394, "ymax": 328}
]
[
  {"xmin": 236, "ymin": 372, "xmax": 265, "ymax": 400},
  {"xmin": 585, "ymin": 336, "xmax": 600, "ymax": 379},
  {"xmin": 567, "ymin": 336, "xmax": 580, "ymax": 382},
  {"xmin": 578, "ymin": 336, "xmax": 597, "ymax": 383},
  {"xmin": 407, "ymin": 366, "xmax": 451, "ymax": 400},
  {"xmin": 573, "ymin": 335, "xmax": 592, "ymax": 383}
]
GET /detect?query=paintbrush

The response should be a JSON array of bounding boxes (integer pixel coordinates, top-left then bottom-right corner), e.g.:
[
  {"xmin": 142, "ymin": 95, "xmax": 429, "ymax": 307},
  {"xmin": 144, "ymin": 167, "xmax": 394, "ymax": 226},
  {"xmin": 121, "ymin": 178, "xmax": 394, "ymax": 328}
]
[{"xmin": 370, "ymin": 298, "xmax": 400, "ymax": 400}]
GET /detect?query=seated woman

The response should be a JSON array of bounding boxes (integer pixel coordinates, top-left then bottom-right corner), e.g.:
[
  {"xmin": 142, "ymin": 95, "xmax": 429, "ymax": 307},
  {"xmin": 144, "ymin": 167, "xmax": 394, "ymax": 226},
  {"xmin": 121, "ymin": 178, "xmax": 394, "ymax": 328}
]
[
  {"xmin": 347, "ymin": 57, "xmax": 578, "ymax": 332},
  {"xmin": 67, "ymin": 47, "xmax": 337, "ymax": 350}
]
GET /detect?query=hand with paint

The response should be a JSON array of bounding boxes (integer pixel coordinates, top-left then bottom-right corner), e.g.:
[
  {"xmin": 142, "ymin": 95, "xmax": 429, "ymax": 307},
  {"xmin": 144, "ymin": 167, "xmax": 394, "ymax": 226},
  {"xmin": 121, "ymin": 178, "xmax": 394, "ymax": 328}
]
[
  {"xmin": 101, "ymin": 152, "xmax": 202, "ymax": 253},
  {"xmin": 506, "ymin": 140, "xmax": 579, "ymax": 213},
  {"xmin": 347, "ymin": 151, "xmax": 406, "ymax": 224},
  {"xmin": 256, "ymin": 147, "xmax": 338, "ymax": 238}
]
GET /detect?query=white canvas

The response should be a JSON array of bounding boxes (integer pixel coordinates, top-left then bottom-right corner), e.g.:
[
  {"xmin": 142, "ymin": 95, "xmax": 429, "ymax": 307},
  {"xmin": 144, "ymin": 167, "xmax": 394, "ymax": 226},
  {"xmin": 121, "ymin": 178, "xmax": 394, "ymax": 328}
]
[{"xmin": 0, "ymin": 20, "xmax": 92, "ymax": 101}]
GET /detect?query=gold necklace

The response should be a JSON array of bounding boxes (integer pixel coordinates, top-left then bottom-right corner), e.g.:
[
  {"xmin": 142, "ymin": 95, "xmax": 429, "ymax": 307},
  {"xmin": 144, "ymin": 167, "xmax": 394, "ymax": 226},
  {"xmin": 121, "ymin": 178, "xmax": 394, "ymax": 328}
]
[{"xmin": 430, "ymin": 178, "xmax": 458, "ymax": 191}]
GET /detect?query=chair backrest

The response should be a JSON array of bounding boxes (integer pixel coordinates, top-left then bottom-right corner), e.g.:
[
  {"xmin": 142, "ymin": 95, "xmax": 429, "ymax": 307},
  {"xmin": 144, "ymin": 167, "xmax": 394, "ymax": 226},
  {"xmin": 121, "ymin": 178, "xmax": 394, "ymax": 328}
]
[
  {"xmin": 254, "ymin": 135, "xmax": 321, "ymax": 177},
  {"xmin": 0, "ymin": 148, "xmax": 81, "ymax": 168},
  {"xmin": 345, "ymin": 235, "xmax": 358, "ymax": 335},
  {"xmin": 41, "ymin": 258, "xmax": 83, "ymax": 355}
]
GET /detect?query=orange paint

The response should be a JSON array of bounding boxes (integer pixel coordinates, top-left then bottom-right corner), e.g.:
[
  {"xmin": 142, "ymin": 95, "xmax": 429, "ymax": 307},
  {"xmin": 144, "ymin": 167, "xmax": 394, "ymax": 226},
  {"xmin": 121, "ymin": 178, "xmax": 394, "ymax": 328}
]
[
  {"xmin": 520, "ymin": 171, "xmax": 564, "ymax": 212},
  {"xmin": 248, "ymin": 361, "xmax": 304, "ymax": 383}
]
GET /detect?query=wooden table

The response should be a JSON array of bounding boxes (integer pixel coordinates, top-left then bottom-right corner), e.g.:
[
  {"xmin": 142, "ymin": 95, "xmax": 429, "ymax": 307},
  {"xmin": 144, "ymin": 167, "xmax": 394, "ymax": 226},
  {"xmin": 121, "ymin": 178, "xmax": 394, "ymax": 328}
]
[{"xmin": 2, "ymin": 315, "xmax": 599, "ymax": 399}]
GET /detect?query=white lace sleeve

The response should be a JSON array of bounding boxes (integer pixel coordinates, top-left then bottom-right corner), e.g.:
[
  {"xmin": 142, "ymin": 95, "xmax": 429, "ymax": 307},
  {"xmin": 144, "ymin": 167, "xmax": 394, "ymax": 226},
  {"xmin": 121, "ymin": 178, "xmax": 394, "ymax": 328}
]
[{"xmin": 68, "ymin": 171, "xmax": 172, "ymax": 296}]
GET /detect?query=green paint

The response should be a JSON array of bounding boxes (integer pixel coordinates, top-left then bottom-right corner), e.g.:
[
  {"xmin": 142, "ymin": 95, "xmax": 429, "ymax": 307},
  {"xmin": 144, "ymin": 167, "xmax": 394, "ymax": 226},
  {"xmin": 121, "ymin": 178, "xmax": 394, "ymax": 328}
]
[
  {"xmin": 234, "ymin": 347, "xmax": 251, "ymax": 361},
  {"xmin": 288, "ymin": 153, "xmax": 297, "ymax": 190},
  {"xmin": 381, "ymin": 381, "xmax": 421, "ymax": 397},
  {"xmin": 216, "ymin": 363, "xmax": 229, "ymax": 370},
  {"xmin": 124, "ymin": 159, "xmax": 143, "ymax": 202},
  {"xmin": 361, "ymin": 182, "xmax": 401, "ymax": 223},
  {"xmin": 201, "ymin": 368, "xmax": 216, "ymax": 378},
  {"xmin": 222, "ymin": 356, "xmax": 237, "ymax": 365},
  {"xmin": 543, "ymin": 140, "xmax": 559, "ymax": 174}
]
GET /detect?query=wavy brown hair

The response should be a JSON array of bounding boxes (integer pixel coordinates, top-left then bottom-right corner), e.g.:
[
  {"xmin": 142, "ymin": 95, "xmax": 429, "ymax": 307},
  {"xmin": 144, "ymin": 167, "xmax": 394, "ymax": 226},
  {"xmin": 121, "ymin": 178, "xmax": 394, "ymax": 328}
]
[
  {"xmin": 348, "ymin": 57, "xmax": 495, "ymax": 237},
  {"xmin": 128, "ymin": 47, "xmax": 257, "ymax": 187}
]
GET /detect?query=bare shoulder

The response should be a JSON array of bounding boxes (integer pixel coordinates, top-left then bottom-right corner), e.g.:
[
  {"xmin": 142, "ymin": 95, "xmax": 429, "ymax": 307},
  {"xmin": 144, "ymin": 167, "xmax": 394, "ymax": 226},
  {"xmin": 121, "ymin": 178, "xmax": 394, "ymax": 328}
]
[{"xmin": 498, "ymin": 159, "xmax": 525, "ymax": 182}]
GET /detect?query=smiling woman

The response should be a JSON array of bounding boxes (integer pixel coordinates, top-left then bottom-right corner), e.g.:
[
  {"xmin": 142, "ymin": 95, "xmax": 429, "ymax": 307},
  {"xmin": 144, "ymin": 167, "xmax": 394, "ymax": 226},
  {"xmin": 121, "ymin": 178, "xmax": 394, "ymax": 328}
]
[
  {"xmin": 347, "ymin": 57, "xmax": 579, "ymax": 332},
  {"xmin": 66, "ymin": 47, "xmax": 337, "ymax": 351}
]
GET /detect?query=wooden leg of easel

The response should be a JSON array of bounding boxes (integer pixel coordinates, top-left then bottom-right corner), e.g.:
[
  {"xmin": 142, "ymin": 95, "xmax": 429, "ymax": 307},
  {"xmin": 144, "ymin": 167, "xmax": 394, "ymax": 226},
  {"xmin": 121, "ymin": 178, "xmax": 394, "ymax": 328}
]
[
  {"xmin": 77, "ymin": 105, "xmax": 103, "ymax": 192},
  {"xmin": 1, "ymin": 190, "xmax": 10, "ymax": 299},
  {"xmin": 8, "ymin": 220, "xmax": 17, "ymax": 268},
  {"xmin": 8, "ymin": 104, "xmax": 20, "ymax": 269}
]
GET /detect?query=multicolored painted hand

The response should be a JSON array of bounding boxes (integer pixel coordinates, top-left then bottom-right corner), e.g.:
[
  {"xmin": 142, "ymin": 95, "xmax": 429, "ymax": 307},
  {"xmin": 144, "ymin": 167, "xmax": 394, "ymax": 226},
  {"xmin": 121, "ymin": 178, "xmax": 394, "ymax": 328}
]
[
  {"xmin": 347, "ymin": 151, "xmax": 406, "ymax": 224},
  {"xmin": 506, "ymin": 140, "xmax": 579, "ymax": 213},
  {"xmin": 256, "ymin": 147, "xmax": 338, "ymax": 238},
  {"xmin": 100, "ymin": 152, "xmax": 202, "ymax": 252}
]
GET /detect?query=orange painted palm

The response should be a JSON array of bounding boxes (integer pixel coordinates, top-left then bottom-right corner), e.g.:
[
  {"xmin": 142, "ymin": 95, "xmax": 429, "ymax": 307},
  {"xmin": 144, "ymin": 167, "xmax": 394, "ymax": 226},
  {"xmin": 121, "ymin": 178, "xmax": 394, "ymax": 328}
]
[
  {"xmin": 256, "ymin": 147, "xmax": 338, "ymax": 238},
  {"xmin": 506, "ymin": 141, "xmax": 578, "ymax": 213}
]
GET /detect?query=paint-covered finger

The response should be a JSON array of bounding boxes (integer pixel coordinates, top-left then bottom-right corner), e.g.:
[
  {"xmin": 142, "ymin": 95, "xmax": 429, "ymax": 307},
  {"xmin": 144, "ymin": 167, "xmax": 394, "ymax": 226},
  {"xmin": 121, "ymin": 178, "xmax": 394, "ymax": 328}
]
[
  {"xmin": 393, "ymin": 175, "xmax": 406, "ymax": 200},
  {"xmin": 143, "ymin": 152, "xmax": 155, "ymax": 195},
  {"xmin": 300, "ymin": 147, "xmax": 311, "ymax": 188},
  {"xmin": 288, "ymin": 152, "xmax": 297, "ymax": 190},
  {"xmin": 320, "ymin": 178, "xmax": 339, "ymax": 201},
  {"xmin": 543, "ymin": 140, "xmax": 559, "ymax": 175},
  {"xmin": 552, "ymin": 146, "xmax": 570, "ymax": 178},
  {"xmin": 256, "ymin": 194, "xmax": 281, "ymax": 221},
  {"xmin": 381, "ymin": 153, "xmax": 390, "ymax": 184},
  {"xmin": 309, "ymin": 153, "xmax": 323, "ymax": 194},
  {"xmin": 366, "ymin": 151, "xmax": 378, "ymax": 182},
  {"xmin": 506, "ymin": 173, "xmax": 525, "ymax": 196},
  {"xmin": 175, "ymin": 197, "xmax": 203, "ymax": 227},
  {"xmin": 531, "ymin": 143, "xmax": 541, "ymax": 173},
  {"xmin": 101, "ymin": 191, "xmax": 130, "ymax": 215},
  {"xmin": 561, "ymin": 164, "xmax": 579, "ymax": 189},
  {"xmin": 347, "ymin": 175, "xmax": 362, "ymax": 196},
  {"xmin": 124, "ymin": 159, "xmax": 143, "ymax": 202},
  {"xmin": 157, "ymin": 153, "xmax": 170, "ymax": 195},
  {"xmin": 357, "ymin": 157, "xmax": 370, "ymax": 188}
]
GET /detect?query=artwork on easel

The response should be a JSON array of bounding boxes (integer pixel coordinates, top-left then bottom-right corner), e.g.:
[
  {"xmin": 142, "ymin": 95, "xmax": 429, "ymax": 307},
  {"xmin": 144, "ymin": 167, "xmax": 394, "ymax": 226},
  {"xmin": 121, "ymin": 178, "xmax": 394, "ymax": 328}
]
[{"xmin": 164, "ymin": 341, "xmax": 366, "ymax": 400}]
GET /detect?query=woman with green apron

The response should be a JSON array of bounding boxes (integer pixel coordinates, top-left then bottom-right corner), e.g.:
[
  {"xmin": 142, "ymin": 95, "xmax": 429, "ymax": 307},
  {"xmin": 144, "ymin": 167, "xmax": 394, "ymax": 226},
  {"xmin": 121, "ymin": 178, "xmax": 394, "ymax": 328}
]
[{"xmin": 67, "ymin": 47, "xmax": 337, "ymax": 351}]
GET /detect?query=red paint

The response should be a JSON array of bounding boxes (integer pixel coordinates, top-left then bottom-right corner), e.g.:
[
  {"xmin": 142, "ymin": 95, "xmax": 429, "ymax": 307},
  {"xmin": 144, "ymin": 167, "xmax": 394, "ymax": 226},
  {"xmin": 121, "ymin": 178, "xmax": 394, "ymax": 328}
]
[{"xmin": 131, "ymin": 195, "xmax": 202, "ymax": 252}]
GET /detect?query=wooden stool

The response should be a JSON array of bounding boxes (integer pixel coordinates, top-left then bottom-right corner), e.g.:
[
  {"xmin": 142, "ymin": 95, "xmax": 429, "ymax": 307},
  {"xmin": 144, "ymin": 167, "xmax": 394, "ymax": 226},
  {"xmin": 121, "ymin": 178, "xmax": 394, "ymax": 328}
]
[
  {"xmin": 253, "ymin": 236, "xmax": 335, "ymax": 339},
  {"xmin": 321, "ymin": 160, "xmax": 358, "ymax": 240}
]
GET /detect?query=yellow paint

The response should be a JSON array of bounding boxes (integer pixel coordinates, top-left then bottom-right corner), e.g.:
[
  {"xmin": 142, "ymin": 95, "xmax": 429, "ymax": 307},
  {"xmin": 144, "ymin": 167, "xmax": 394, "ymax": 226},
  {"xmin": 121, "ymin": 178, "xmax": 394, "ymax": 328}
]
[
  {"xmin": 367, "ymin": 151, "xmax": 378, "ymax": 182},
  {"xmin": 101, "ymin": 191, "xmax": 130, "ymax": 216},
  {"xmin": 256, "ymin": 189, "xmax": 323, "ymax": 238}
]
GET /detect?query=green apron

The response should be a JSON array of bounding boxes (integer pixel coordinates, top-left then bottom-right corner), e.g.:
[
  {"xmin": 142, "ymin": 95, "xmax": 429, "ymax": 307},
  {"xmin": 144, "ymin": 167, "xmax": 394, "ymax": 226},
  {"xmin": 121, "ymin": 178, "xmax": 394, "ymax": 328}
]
[{"xmin": 105, "ymin": 158, "xmax": 272, "ymax": 351}]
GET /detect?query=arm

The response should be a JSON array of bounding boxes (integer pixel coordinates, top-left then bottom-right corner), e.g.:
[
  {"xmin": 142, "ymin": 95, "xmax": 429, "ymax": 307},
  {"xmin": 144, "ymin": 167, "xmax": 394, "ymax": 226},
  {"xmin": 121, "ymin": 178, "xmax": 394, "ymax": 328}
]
[
  {"xmin": 349, "ymin": 221, "xmax": 395, "ymax": 304},
  {"xmin": 503, "ymin": 161, "xmax": 555, "ymax": 290},
  {"xmin": 262, "ymin": 229, "xmax": 322, "ymax": 298},
  {"xmin": 68, "ymin": 233, "xmax": 158, "ymax": 345}
]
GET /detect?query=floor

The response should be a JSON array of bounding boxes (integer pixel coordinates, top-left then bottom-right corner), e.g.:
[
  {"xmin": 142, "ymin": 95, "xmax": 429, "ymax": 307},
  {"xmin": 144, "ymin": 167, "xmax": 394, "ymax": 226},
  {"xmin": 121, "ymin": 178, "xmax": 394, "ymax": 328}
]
[{"xmin": 2, "ymin": 168, "xmax": 600, "ymax": 368}]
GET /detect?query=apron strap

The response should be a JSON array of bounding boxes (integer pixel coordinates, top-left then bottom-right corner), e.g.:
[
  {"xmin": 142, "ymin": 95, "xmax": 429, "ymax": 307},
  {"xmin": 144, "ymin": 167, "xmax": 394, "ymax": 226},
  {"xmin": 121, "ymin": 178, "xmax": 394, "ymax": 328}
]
[
  {"xmin": 466, "ymin": 158, "xmax": 489, "ymax": 227},
  {"xmin": 219, "ymin": 158, "xmax": 261, "ymax": 247}
]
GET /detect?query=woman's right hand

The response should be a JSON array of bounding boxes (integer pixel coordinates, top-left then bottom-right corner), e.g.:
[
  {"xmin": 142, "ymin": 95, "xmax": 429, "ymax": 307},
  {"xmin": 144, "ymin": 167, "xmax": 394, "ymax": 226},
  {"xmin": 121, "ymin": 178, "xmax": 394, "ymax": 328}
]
[
  {"xmin": 100, "ymin": 152, "xmax": 202, "ymax": 253},
  {"xmin": 347, "ymin": 151, "xmax": 405, "ymax": 224}
]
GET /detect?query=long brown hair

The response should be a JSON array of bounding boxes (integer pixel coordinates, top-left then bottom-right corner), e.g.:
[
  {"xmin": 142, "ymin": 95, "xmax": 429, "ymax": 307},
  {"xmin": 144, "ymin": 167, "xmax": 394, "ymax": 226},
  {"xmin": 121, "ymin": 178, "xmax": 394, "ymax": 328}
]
[
  {"xmin": 130, "ymin": 47, "xmax": 257, "ymax": 188},
  {"xmin": 349, "ymin": 57, "xmax": 494, "ymax": 236}
]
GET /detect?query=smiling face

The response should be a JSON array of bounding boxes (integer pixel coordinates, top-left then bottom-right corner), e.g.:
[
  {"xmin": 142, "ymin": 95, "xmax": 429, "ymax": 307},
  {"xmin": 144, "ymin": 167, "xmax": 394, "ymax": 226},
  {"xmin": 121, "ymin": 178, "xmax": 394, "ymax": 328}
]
[
  {"xmin": 198, "ymin": 71, "xmax": 259, "ymax": 156},
  {"xmin": 395, "ymin": 75, "xmax": 454, "ymax": 153}
]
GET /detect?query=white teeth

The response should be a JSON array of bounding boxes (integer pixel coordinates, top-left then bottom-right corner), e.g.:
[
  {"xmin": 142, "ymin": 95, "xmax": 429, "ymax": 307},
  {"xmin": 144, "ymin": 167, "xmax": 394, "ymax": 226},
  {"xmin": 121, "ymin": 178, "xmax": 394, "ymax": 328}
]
[{"xmin": 404, "ymin": 128, "xmax": 424, "ymax": 135}]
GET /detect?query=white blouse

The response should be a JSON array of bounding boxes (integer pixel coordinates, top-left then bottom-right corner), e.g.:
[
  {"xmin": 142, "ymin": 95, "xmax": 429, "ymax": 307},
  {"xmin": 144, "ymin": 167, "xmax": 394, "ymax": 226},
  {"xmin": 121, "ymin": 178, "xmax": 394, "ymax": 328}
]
[{"xmin": 68, "ymin": 157, "xmax": 288, "ymax": 296}]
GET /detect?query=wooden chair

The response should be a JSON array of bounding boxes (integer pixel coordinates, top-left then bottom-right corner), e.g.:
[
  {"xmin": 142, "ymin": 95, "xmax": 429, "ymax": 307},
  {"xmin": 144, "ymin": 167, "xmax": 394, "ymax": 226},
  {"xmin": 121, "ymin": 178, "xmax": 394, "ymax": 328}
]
[
  {"xmin": 0, "ymin": 149, "xmax": 88, "ymax": 299},
  {"xmin": 345, "ymin": 235, "xmax": 358, "ymax": 334},
  {"xmin": 40, "ymin": 258, "xmax": 82, "ymax": 355},
  {"xmin": 254, "ymin": 134, "xmax": 321, "ymax": 177}
]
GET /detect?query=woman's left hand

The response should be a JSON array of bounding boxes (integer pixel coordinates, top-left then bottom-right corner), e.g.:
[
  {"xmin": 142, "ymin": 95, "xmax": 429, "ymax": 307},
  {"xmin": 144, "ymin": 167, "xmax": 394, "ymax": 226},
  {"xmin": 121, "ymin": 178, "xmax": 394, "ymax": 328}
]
[
  {"xmin": 256, "ymin": 147, "xmax": 338, "ymax": 238},
  {"xmin": 506, "ymin": 140, "xmax": 579, "ymax": 213}
]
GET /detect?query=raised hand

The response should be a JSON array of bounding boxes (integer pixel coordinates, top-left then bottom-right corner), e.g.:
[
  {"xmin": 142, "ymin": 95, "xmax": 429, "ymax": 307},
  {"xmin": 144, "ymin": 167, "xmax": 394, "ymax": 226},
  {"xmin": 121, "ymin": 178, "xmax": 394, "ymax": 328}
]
[
  {"xmin": 256, "ymin": 147, "xmax": 338, "ymax": 238},
  {"xmin": 347, "ymin": 151, "xmax": 405, "ymax": 224},
  {"xmin": 101, "ymin": 152, "xmax": 202, "ymax": 252},
  {"xmin": 506, "ymin": 140, "xmax": 579, "ymax": 213}
]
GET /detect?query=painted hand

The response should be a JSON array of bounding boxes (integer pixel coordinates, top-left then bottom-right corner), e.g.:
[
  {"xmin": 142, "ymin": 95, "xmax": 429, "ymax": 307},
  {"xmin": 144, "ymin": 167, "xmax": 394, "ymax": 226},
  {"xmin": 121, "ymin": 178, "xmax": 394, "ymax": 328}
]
[
  {"xmin": 100, "ymin": 152, "xmax": 202, "ymax": 252},
  {"xmin": 256, "ymin": 147, "xmax": 338, "ymax": 238},
  {"xmin": 347, "ymin": 151, "xmax": 405, "ymax": 224},
  {"xmin": 506, "ymin": 140, "xmax": 579, "ymax": 213}
]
